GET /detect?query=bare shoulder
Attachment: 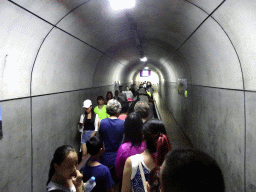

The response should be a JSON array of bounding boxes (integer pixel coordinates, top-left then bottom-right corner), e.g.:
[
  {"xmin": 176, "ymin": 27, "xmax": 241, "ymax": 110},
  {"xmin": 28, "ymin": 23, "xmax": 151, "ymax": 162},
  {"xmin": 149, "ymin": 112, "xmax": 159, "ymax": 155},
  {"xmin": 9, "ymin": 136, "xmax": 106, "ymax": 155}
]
[
  {"xmin": 123, "ymin": 157, "xmax": 132, "ymax": 172},
  {"xmin": 122, "ymin": 156, "xmax": 133, "ymax": 192},
  {"xmin": 142, "ymin": 153, "xmax": 156, "ymax": 170},
  {"xmin": 125, "ymin": 156, "xmax": 132, "ymax": 165}
]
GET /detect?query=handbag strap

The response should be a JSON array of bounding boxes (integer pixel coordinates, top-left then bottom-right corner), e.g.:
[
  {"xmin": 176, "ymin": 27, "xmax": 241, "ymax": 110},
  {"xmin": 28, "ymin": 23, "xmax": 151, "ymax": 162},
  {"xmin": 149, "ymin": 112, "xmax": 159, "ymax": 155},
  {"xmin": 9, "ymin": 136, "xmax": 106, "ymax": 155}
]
[{"xmin": 138, "ymin": 159, "xmax": 147, "ymax": 192}]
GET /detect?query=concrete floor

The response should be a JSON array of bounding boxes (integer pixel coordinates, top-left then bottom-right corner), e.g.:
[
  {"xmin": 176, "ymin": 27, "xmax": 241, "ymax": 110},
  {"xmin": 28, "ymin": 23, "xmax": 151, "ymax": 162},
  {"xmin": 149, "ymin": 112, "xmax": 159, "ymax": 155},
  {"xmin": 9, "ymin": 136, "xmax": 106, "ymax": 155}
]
[{"xmin": 153, "ymin": 92, "xmax": 193, "ymax": 150}]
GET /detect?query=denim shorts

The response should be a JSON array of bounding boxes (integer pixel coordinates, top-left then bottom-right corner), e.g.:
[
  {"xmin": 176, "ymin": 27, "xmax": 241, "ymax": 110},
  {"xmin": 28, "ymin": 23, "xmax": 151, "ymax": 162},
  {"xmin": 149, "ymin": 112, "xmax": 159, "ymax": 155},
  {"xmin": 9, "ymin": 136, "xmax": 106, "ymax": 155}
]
[{"xmin": 81, "ymin": 130, "xmax": 94, "ymax": 144}]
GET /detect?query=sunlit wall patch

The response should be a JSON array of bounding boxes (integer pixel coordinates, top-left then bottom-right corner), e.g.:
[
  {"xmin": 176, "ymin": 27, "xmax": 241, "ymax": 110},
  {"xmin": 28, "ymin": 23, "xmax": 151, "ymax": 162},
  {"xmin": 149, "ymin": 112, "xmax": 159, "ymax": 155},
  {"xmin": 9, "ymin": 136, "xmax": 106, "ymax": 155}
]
[{"xmin": 109, "ymin": 0, "xmax": 135, "ymax": 10}]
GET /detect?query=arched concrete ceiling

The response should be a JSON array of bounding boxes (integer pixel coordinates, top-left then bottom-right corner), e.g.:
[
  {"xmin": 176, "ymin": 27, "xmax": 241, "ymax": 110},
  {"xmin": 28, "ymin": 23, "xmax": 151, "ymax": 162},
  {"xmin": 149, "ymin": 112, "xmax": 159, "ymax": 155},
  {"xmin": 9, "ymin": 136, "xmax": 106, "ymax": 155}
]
[
  {"xmin": 2, "ymin": 1, "xmax": 256, "ymax": 191},
  {"xmin": 1, "ymin": 0, "xmax": 256, "ymax": 97}
]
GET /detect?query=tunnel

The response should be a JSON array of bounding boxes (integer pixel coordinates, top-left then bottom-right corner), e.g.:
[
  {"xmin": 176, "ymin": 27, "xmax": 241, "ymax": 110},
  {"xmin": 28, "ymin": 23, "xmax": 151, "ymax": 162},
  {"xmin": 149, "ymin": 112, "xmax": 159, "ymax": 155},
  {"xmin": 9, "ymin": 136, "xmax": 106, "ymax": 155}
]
[{"xmin": 0, "ymin": 0, "xmax": 256, "ymax": 191}]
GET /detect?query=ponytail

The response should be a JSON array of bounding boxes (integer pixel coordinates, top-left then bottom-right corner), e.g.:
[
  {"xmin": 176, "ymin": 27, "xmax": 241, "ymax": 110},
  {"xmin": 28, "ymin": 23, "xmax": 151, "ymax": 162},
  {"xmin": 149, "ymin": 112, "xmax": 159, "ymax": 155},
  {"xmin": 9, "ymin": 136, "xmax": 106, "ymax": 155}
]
[
  {"xmin": 144, "ymin": 133, "xmax": 171, "ymax": 165},
  {"xmin": 155, "ymin": 134, "xmax": 171, "ymax": 166},
  {"xmin": 46, "ymin": 160, "xmax": 55, "ymax": 185},
  {"xmin": 148, "ymin": 166, "xmax": 161, "ymax": 192},
  {"xmin": 143, "ymin": 119, "xmax": 171, "ymax": 166}
]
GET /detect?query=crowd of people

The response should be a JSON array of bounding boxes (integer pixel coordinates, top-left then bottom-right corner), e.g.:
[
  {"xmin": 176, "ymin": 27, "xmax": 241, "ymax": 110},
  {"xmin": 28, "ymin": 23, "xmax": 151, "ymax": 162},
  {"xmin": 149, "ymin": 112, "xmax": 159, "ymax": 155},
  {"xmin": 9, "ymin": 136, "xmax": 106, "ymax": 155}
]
[{"xmin": 46, "ymin": 83, "xmax": 225, "ymax": 192}]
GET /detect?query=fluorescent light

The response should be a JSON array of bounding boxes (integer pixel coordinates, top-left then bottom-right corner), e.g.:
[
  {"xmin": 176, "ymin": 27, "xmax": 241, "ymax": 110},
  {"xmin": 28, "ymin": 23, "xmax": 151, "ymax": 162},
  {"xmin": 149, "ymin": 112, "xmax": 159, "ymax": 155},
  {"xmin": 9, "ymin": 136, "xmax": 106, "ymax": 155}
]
[
  {"xmin": 109, "ymin": 0, "xmax": 135, "ymax": 10},
  {"xmin": 145, "ymin": 67, "xmax": 149, "ymax": 69},
  {"xmin": 140, "ymin": 57, "xmax": 147, "ymax": 62}
]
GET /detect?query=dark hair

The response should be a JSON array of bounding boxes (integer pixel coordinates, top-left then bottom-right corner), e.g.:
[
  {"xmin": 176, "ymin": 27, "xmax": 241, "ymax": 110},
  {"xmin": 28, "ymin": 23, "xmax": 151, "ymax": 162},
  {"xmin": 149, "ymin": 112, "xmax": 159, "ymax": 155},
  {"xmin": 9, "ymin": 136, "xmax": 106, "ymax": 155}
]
[
  {"xmin": 46, "ymin": 145, "xmax": 76, "ymax": 185},
  {"xmin": 114, "ymin": 90, "xmax": 119, "ymax": 96},
  {"xmin": 143, "ymin": 119, "xmax": 171, "ymax": 165},
  {"xmin": 161, "ymin": 149, "xmax": 225, "ymax": 192},
  {"xmin": 97, "ymin": 96, "xmax": 104, "ymax": 102},
  {"xmin": 86, "ymin": 136, "xmax": 103, "ymax": 156},
  {"xmin": 84, "ymin": 106, "xmax": 95, "ymax": 124},
  {"xmin": 148, "ymin": 166, "xmax": 161, "ymax": 192},
  {"xmin": 124, "ymin": 112, "xmax": 144, "ymax": 147},
  {"xmin": 106, "ymin": 91, "xmax": 113, "ymax": 100},
  {"xmin": 144, "ymin": 119, "xmax": 166, "ymax": 134},
  {"xmin": 121, "ymin": 103, "xmax": 129, "ymax": 113}
]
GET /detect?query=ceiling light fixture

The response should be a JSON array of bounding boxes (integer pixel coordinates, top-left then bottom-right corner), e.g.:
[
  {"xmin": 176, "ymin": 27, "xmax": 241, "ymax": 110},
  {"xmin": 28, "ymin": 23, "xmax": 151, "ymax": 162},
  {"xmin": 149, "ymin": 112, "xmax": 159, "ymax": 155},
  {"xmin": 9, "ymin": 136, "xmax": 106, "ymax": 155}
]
[
  {"xmin": 140, "ymin": 57, "xmax": 147, "ymax": 62},
  {"xmin": 109, "ymin": 0, "xmax": 135, "ymax": 10}
]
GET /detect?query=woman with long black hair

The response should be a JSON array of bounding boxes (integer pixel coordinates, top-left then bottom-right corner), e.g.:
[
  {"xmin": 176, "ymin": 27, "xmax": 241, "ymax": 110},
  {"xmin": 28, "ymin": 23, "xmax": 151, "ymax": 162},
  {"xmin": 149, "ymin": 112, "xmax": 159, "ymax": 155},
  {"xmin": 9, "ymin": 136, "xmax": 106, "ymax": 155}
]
[
  {"xmin": 105, "ymin": 91, "xmax": 113, "ymax": 104},
  {"xmin": 115, "ymin": 112, "xmax": 146, "ymax": 181},
  {"xmin": 121, "ymin": 119, "xmax": 171, "ymax": 192}
]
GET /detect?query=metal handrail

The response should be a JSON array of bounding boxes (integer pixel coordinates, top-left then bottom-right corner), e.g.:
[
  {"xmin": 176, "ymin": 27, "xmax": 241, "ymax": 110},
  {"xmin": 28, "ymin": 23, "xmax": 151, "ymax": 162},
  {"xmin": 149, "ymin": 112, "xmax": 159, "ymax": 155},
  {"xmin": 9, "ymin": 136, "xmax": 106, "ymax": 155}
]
[{"xmin": 153, "ymin": 98, "xmax": 161, "ymax": 120}]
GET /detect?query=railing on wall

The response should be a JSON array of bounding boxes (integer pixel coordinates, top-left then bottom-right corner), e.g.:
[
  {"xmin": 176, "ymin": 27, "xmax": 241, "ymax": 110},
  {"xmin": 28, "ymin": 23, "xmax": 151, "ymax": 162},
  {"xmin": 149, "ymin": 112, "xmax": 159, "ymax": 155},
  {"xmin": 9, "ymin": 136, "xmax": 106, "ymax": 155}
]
[{"xmin": 153, "ymin": 98, "xmax": 161, "ymax": 120}]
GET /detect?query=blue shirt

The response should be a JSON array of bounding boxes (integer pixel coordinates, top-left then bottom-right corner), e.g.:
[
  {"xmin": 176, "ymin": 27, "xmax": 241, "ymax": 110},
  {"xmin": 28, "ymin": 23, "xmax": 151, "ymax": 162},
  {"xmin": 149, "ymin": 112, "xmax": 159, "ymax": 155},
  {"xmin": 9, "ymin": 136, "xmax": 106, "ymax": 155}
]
[
  {"xmin": 82, "ymin": 164, "xmax": 113, "ymax": 192},
  {"xmin": 99, "ymin": 118, "xmax": 125, "ymax": 166}
]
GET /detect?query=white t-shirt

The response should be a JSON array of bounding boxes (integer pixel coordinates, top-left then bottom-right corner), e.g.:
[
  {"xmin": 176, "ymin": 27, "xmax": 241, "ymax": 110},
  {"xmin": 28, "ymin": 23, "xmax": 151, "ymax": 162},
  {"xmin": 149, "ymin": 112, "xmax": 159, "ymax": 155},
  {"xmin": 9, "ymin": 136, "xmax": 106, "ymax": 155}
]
[{"xmin": 46, "ymin": 181, "xmax": 76, "ymax": 192}]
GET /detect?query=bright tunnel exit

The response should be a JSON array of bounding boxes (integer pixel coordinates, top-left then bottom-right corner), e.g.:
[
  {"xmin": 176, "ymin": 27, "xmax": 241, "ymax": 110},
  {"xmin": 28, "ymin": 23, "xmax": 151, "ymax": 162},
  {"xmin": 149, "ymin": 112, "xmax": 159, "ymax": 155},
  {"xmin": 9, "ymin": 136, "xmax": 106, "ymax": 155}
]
[{"xmin": 135, "ymin": 69, "xmax": 159, "ymax": 85}]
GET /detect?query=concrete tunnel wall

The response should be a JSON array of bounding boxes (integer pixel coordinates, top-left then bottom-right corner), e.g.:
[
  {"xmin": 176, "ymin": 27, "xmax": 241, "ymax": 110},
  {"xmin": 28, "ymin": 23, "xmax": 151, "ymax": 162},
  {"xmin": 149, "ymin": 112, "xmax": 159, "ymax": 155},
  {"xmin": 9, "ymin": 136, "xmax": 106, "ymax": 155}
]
[{"xmin": 1, "ymin": 0, "xmax": 256, "ymax": 191}]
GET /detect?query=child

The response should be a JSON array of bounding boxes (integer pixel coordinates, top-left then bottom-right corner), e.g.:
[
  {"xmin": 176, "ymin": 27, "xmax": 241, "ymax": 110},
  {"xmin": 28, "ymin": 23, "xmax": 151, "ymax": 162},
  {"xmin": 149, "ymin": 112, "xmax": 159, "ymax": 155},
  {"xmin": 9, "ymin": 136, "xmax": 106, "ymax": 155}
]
[
  {"xmin": 82, "ymin": 136, "xmax": 114, "ymax": 192},
  {"xmin": 46, "ymin": 145, "xmax": 84, "ymax": 192}
]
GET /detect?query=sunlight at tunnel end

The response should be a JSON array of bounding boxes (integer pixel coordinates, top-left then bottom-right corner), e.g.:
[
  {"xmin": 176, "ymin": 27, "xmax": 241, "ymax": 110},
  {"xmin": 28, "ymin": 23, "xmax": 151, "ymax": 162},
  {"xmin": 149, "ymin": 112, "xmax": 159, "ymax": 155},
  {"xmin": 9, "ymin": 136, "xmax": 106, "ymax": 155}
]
[{"xmin": 135, "ymin": 70, "xmax": 159, "ymax": 85}]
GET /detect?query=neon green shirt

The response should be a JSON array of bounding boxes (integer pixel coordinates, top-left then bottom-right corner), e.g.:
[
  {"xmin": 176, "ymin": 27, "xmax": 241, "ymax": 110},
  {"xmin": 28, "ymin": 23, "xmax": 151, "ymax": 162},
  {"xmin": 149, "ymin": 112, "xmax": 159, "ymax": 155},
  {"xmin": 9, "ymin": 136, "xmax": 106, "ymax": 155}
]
[{"xmin": 94, "ymin": 105, "xmax": 109, "ymax": 120}]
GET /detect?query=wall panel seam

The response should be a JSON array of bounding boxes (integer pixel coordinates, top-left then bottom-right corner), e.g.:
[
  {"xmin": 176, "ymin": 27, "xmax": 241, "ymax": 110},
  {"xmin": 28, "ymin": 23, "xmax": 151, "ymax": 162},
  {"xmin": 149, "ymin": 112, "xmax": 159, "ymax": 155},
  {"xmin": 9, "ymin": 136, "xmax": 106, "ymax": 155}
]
[
  {"xmin": 163, "ymin": 0, "xmax": 226, "ymax": 65},
  {"xmin": 183, "ymin": 2, "xmax": 247, "ymax": 187},
  {"xmin": 0, "ymin": 84, "xmax": 115, "ymax": 103},
  {"xmin": 7, "ymin": 0, "xmax": 126, "ymax": 66}
]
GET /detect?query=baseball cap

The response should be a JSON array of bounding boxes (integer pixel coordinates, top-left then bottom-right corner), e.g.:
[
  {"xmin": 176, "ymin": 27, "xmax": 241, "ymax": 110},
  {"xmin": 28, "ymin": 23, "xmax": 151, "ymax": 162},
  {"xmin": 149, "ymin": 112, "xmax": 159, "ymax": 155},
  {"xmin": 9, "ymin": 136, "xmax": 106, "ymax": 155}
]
[{"xmin": 83, "ymin": 99, "xmax": 92, "ymax": 108}]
